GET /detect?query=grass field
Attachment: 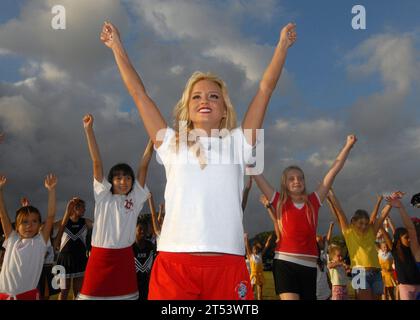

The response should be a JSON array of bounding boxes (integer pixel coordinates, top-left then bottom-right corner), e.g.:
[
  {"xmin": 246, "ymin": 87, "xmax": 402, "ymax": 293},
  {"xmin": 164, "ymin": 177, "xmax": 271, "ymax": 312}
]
[
  {"xmin": 260, "ymin": 271, "xmax": 356, "ymax": 300},
  {"xmin": 48, "ymin": 271, "xmax": 357, "ymax": 300}
]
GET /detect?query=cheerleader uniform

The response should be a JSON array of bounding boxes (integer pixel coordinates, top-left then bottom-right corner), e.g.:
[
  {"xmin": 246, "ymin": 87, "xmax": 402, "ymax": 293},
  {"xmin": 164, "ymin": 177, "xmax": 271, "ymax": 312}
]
[
  {"xmin": 270, "ymin": 191, "xmax": 321, "ymax": 300},
  {"xmin": 77, "ymin": 178, "xmax": 149, "ymax": 300},
  {"xmin": 56, "ymin": 218, "xmax": 88, "ymax": 279},
  {"xmin": 148, "ymin": 127, "xmax": 255, "ymax": 300},
  {"xmin": 133, "ymin": 239, "xmax": 155, "ymax": 300}
]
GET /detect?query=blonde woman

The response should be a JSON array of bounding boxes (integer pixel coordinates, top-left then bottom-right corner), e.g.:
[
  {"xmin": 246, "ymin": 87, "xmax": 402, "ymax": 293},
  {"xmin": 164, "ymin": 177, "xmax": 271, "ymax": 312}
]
[{"xmin": 101, "ymin": 21, "xmax": 296, "ymax": 299}]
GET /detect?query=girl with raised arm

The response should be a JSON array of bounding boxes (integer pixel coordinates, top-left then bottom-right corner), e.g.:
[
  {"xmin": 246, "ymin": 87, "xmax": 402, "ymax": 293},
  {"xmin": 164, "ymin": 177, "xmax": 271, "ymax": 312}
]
[
  {"xmin": 101, "ymin": 20, "xmax": 296, "ymax": 300},
  {"xmin": 327, "ymin": 188, "xmax": 393, "ymax": 300},
  {"xmin": 54, "ymin": 197, "xmax": 93, "ymax": 300},
  {"xmin": 0, "ymin": 174, "xmax": 57, "ymax": 300},
  {"xmin": 385, "ymin": 193, "xmax": 420, "ymax": 300},
  {"xmin": 78, "ymin": 114, "xmax": 149, "ymax": 300},
  {"xmin": 252, "ymin": 135, "xmax": 356, "ymax": 300}
]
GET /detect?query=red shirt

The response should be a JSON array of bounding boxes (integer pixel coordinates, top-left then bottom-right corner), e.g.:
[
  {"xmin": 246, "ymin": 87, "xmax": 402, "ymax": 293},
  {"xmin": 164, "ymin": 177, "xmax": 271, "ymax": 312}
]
[{"xmin": 271, "ymin": 191, "xmax": 321, "ymax": 257}]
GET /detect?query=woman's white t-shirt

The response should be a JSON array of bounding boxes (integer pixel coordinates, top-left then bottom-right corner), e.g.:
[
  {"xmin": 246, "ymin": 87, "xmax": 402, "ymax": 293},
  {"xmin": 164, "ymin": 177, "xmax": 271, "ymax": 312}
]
[{"xmin": 155, "ymin": 127, "xmax": 256, "ymax": 255}]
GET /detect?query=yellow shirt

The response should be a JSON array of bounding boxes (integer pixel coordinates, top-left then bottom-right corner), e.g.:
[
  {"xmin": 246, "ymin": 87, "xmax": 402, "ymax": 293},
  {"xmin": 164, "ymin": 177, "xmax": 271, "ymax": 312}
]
[
  {"xmin": 343, "ymin": 225, "xmax": 381, "ymax": 268},
  {"xmin": 250, "ymin": 254, "xmax": 263, "ymax": 275}
]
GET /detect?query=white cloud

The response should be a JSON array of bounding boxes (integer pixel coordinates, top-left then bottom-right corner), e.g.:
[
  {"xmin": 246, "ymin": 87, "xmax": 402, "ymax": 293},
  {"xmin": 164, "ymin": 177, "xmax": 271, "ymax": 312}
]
[
  {"xmin": 127, "ymin": 0, "xmax": 285, "ymax": 82},
  {"xmin": 0, "ymin": 0, "xmax": 129, "ymax": 80},
  {"xmin": 346, "ymin": 33, "xmax": 417, "ymax": 94},
  {"xmin": 0, "ymin": 95, "xmax": 39, "ymax": 136},
  {"xmin": 307, "ymin": 152, "xmax": 334, "ymax": 168}
]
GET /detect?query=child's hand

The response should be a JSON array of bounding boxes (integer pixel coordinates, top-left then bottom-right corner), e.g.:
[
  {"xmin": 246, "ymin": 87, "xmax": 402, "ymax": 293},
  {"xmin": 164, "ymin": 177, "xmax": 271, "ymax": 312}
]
[
  {"xmin": 385, "ymin": 191, "xmax": 405, "ymax": 208},
  {"xmin": 279, "ymin": 23, "xmax": 297, "ymax": 48},
  {"xmin": 346, "ymin": 135, "xmax": 357, "ymax": 148},
  {"xmin": 20, "ymin": 197, "xmax": 30, "ymax": 207},
  {"xmin": 45, "ymin": 174, "xmax": 58, "ymax": 190},
  {"xmin": 377, "ymin": 194, "xmax": 384, "ymax": 202},
  {"xmin": 83, "ymin": 114, "xmax": 94, "ymax": 129},
  {"xmin": 0, "ymin": 175, "xmax": 7, "ymax": 189},
  {"xmin": 100, "ymin": 21, "xmax": 121, "ymax": 49},
  {"xmin": 259, "ymin": 194, "xmax": 270, "ymax": 207}
]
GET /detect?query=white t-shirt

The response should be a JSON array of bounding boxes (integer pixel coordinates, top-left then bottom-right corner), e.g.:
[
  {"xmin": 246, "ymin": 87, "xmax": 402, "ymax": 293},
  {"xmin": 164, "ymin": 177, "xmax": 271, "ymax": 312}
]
[
  {"xmin": 155, "ymin": 127, "xmax": 256, "ymax": 255},
  {"xmin": 0, "ymin": 231, "xmax": 49, "ymax": 296},
  {"xmin": 250, "ymin": 253, "xmax": 263, "ymax": 265},
  {"xmin": 91, "ymin": 178, "xmax": 149, "ymax": 249}
]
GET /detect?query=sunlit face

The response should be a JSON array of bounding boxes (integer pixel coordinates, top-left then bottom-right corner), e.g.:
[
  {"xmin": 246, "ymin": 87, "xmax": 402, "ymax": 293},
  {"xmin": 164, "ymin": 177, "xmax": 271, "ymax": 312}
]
[
  {"xmin": 332, "ymin": 250, "xmax": 343, "ymax": 263},
  {"xmin": 188, "ymin": 80, "xmax": 226, "ymax": 131},
  {"xmin": 112, "ymin": 173, "xmax": 133, "ymax": 195},
  {"xmin": 353, "ymin": 218, "xmax": 369, "ymax": 234},
  {"xmin": 285, "ymin": 169, "xmax": 305, "ymax": 195},
  {"xmin": 380, "ymin": 242, "xmax": 389, "ymax": 253},
  {"xmin": 17, "ymin": 213, "xmax": 41, "ymax": 239},
  {"xmin": 400, "ymin": 233, "xmax": 410, "ymax": 247}
]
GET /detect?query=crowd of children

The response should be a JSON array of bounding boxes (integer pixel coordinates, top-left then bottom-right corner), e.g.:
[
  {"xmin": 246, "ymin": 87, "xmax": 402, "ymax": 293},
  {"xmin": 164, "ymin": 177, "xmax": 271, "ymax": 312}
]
[{"xmin": 0, "ymin": 20, "xmax": 420, "ymax": 301}]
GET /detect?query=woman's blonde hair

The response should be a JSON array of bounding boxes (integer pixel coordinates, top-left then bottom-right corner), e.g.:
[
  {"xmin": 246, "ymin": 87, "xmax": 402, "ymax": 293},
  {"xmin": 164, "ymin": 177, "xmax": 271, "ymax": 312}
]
[
  {"xmin": 275, "ymin": 166, "xmax": 316, "ymax": 239},
  {"xmin": 172, "ymin": 71, "xmax": 238, "ymax": 168}
]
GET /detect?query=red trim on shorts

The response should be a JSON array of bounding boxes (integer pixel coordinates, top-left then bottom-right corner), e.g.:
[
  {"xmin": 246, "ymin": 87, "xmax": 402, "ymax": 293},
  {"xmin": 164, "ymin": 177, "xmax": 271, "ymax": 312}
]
[
  {"xmin": 0, "ymin": 288, "xmax": 40, "ymax": 300},
  {"xmin": 80, "ymin": 246, "xmax": 138, "ymax": 298}
]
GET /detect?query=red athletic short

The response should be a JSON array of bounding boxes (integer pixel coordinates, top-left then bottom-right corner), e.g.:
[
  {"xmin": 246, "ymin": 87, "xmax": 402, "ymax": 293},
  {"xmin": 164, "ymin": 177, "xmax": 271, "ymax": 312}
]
[
  {"xmin": 0, "ymin": 288, "xmax": 40, "ymax": 300},
  {"xmin": 148, "ymin": 252, "xmax": 253, "ymax": 300},
  {"xmin": 78, "ymin": 246, "xmax": 138, "ymax": 300}
]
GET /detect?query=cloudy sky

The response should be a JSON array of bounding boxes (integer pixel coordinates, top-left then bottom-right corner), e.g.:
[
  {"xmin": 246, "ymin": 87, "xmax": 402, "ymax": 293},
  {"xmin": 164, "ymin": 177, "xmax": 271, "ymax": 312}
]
[{"xmin": 0, "ymin": 0, "xmax": 420, "ymax": 237}]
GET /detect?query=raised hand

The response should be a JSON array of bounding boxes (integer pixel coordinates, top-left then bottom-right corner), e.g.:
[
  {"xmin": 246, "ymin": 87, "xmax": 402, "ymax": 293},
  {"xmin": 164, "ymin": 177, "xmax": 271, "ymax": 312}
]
[
  {"xmin": 259, "ymin": 194, "xmax": 270, "ymax": 207},
  {"xmin": 83, "ymin": 114, "xmax": 94, "ymax": 129},
  {"xmin": 0, "ymin": 175, "xmax": 6, "ymax": 189},
  {"xmin": 279, "ymin": 23, "xmax": 297, "ymax": 49},
  {"xmin": 20, "ymin": 197, "xmax": 30, "ymax": 207},
  {"xmin": 100, "ymin": 21, "xmax": 121, "ymax": 49},
  {"xmin": 346, "ymin": 134, "xmax": 357, "ymax": 149},
  {"xmin": 385, "ymin": 191, "xmax": 405, "ymax": 208},
  {"xmin": 44, "ymin": 174, "xmax": 58, "ymax": 191}
]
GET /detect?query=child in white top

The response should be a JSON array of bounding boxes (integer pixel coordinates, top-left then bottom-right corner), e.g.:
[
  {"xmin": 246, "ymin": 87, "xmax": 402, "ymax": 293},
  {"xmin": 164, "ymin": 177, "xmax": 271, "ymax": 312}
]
[
  {"xmin": 0, "ymin": 174, "xmax": 57, "ymax": 300},
  {"xmin": 328, "ymin": 245, "xmax": 350, "ymax": 300},
  {"xmin": 77, "ymin": 114, "xmax": 149, "ymax": 300}
]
